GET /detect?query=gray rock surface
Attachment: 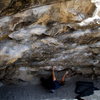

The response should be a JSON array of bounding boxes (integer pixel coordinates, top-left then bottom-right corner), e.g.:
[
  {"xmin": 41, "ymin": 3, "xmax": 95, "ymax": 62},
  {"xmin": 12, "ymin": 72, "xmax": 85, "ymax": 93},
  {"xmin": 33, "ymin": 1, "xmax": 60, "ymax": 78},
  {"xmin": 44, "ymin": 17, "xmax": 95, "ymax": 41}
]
[{"xmin": 0, "ymin": 0, "xmax": 100, "ymax": 83}]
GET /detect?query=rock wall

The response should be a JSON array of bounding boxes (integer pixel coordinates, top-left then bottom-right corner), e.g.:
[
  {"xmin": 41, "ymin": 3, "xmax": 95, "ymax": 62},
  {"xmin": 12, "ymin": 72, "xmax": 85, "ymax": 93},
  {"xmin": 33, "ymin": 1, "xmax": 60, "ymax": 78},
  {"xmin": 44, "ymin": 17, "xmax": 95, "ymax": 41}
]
[{"xmin": 0, "ymin": 0, "xmax": 100, "ymax": 84}]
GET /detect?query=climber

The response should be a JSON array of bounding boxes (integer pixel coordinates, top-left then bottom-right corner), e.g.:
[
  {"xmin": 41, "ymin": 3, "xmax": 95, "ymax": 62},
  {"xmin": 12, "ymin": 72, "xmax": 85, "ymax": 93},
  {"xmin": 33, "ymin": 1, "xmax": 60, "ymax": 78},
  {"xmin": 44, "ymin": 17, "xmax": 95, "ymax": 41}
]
[{"xmin": 40, "ymin": 66, "xmax": 69, "ymax": 93}]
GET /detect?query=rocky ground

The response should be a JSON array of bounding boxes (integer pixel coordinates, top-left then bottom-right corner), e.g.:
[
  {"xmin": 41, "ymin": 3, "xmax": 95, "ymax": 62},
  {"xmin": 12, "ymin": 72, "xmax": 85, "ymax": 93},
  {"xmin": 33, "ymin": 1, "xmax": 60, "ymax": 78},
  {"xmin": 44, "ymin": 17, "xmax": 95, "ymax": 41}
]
[{"xmin": 0, "ymin": 75, "xmax": 100, "ymax": 100}]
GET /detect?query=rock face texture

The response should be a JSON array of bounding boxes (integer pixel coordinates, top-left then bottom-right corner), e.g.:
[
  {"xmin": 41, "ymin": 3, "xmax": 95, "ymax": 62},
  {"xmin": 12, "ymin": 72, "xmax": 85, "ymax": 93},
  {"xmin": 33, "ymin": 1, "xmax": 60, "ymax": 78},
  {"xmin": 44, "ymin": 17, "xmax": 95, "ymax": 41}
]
[{"xmin": 0, "ymin": 0, "xmax": 100, "ymax": 83}]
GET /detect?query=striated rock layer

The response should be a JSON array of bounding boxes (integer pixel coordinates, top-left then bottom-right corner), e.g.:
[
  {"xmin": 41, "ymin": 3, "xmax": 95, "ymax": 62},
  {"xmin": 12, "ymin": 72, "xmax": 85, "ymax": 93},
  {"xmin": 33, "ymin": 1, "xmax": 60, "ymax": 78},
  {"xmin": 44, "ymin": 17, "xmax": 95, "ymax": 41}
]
[{"xmin": 0, "ymin": 0, "xmax": 100, "ymax": 83}]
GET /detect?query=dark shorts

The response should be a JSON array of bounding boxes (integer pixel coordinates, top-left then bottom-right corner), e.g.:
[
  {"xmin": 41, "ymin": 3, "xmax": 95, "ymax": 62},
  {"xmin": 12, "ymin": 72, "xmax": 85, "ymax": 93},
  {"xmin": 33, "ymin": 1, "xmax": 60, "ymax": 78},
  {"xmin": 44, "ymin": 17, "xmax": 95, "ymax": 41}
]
[
  {"xmin": 40, "ymin": 77, "xmax": 62, "ymax": 91},
  {"xmin": 51, "ymin": 80, "xmax": 62, "ymax": 90}
]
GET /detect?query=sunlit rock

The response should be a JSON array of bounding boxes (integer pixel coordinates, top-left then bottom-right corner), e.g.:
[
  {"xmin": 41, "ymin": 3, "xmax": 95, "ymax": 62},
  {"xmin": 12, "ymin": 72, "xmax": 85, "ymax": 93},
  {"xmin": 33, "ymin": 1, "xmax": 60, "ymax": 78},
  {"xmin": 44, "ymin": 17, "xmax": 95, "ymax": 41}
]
[
  {"xmin": 9, "ymin": 24, "xmax": 47, "ymax": 40},
  {"xmin": 0, "ymin": 41, "xmax": 29, "ymax": 65},
  {"xmin": 78, "ymin": 0, "xmax": 100, "ymax": 26}
]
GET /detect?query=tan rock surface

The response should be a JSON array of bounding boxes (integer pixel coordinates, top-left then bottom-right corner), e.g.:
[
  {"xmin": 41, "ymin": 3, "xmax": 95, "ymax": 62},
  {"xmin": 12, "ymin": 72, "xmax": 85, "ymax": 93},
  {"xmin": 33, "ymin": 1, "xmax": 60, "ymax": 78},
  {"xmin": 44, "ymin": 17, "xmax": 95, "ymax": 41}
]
[{"xmin": 0, "ymin": 0, "xmax": 100, "ymax": 83}]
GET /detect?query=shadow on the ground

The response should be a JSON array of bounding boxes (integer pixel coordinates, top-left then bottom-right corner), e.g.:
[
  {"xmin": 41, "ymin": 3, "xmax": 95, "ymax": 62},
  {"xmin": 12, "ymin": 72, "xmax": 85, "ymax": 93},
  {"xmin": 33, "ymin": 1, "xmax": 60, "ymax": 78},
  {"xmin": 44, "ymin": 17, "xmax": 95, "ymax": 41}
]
[{"xmin": 0, "ymin": 75, "xmax": 100, "ymax": 100}]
